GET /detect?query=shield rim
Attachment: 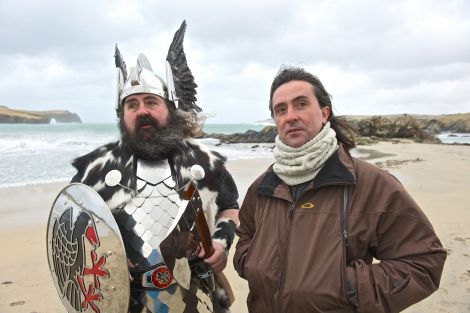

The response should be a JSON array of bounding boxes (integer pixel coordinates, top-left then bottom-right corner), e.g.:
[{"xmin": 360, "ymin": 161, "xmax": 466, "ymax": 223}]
[{"xmin": 46, "ymin": 183, "xmax": 130, "ymax": 313}]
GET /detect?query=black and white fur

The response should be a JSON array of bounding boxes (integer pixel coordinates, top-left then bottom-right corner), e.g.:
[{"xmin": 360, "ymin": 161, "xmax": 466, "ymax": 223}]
[
  {"xmin": 71, "ymin": 139, "xmax": 238, "ymax": 234},
  {"xmin": 71, "ymin": 138, "xmax": 238, "ymax": 312}
]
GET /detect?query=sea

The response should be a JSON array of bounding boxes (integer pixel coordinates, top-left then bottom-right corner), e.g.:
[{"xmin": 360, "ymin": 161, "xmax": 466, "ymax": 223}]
[
  {"xmin": 1, "ymin": 123, "xmax": 469, "ymax": 188},
  {"xmin": 0, "ymin": 123, "xmax": 273, "ymax": 187}
]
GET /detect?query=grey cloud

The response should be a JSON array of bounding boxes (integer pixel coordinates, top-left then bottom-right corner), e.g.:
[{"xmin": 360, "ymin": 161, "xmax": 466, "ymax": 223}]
[{"xmin": 0, "ymin": 0, "xmax": 469, "ymax": 123}]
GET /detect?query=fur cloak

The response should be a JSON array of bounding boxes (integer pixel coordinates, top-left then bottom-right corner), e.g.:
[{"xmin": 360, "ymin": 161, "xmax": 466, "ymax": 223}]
[{"xmin": 71, "ymin": 138, "xmax": 239, "ymax": 234}]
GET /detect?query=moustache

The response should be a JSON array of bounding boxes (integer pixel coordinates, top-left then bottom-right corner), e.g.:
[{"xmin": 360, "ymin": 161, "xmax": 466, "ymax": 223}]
[{"xmin": 135, "ymin": 115, "xmax": 162, "ymax": 131}]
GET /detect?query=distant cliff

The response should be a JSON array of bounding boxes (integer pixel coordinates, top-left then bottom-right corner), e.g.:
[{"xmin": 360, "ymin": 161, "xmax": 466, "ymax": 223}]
[
  {"xmin": 203, "ymin": 113, "xmax": 470, "ymax": 144},
  {"xmin": 0, "ymin": 106, "xmax": 81, "ymax": 124}
]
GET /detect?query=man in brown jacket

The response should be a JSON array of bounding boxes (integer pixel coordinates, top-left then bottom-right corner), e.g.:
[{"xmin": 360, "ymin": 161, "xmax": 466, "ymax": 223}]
[{"xmin": 233, "ymin": 66, "xmax": 446, "ymax": 313}]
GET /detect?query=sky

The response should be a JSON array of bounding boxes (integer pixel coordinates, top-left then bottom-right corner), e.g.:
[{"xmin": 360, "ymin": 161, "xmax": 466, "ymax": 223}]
[{"xmin": 0, "ymin": 0, "xmax": 469, "ymax": 123}]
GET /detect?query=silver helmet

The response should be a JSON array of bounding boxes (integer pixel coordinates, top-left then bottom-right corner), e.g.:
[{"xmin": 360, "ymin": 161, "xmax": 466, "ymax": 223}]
[
  {"xmin": 117, "ymin": 54, "xmax": 167, "ymax": 105},
  {"xmin": 114, "ymin": 21, "xmax": 201, "ymax": 117}
]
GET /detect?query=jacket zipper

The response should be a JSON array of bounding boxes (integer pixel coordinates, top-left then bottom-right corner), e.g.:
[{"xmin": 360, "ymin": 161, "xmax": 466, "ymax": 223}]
[
  {"xmin": 278, "ymin": 202, "xmax": 295, "ymax": 311},
  {"xmin": 342, "ymin": 186, "xmax": 349, "ymax": 250},
  {"xmin": 340, "ymin": 186, "xmax": 356, "ymax": 311}
]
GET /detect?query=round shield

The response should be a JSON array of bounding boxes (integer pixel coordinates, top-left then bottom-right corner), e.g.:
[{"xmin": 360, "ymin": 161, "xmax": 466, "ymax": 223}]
[{"xmin": 46, "ymin": 183, "xmax": 130, "ymax": 313}]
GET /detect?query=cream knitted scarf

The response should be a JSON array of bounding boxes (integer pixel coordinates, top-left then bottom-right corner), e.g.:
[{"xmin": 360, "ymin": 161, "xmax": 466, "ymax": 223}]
[{"xmin": 273, "ymin": 122, "xmax": 338, "ymax": 186}]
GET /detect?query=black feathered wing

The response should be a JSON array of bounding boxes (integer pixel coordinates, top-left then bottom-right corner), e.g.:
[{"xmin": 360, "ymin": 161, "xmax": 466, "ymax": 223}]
[
  {"xmin": 114, "ymin": 45, "xmax": 128, "ymax": 81},
  {"xmin": 166, "ymin": 20, "xmax": 201, "ymax": 113}
]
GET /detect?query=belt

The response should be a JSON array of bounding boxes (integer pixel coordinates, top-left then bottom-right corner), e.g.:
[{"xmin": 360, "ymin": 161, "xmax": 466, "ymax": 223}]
[
  {"xmin": 130, "ymin": 263, "xmax": 175, "ymax": 290},
  {"xmin": 129, "ymin": 258, "xmax": 215, "ymax": 292}
]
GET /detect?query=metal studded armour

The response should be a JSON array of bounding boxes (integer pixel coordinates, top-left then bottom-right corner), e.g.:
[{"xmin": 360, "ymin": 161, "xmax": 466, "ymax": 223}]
[{"xmin": 112, "ymin": 159, "xmax": 213, "ymax": 313}]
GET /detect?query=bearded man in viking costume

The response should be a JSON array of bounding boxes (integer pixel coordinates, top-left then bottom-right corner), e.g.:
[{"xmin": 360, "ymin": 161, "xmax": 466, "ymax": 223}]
[{"xmin": 69, "ymin": 21, "xmax": 239, "ymax": 313}]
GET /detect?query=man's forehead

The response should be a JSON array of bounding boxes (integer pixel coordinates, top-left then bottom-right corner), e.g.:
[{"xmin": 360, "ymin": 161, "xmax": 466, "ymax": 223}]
[
  {"xmin": 125, "ymin": 93, "xmax": 163, "ymax": 102},
  {"xmin": 273, "ymin": 82, "xmax": 314, "ymax": 106}
]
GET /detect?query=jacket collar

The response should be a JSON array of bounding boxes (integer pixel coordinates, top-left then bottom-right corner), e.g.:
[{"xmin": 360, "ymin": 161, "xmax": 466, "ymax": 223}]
[{"xmin": 257, "ymin": 144, "xmax": 356, "ymax": 200}]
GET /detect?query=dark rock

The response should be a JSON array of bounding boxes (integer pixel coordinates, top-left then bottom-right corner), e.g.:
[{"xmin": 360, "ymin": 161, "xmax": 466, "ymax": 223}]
[
  {"xmin": 353, "ymin": 115, "xmax": 441, "ymax": 143},
  {"xmin": 202, "ymin": 126, "xmax": 278, "ymax": 143},
  {"xmin": 413, "ymin": 113, "xmax": 470, "ymax": 133},
  {"xmin": 201, "ymin": 113, "xmax": 469, "ymax": 144}
]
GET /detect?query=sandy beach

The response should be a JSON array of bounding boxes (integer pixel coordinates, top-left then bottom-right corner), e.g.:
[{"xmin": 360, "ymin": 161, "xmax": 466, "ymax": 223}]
[{"xmin": 1, "ymin": 141, "xmax": 469, "ymax": 313}]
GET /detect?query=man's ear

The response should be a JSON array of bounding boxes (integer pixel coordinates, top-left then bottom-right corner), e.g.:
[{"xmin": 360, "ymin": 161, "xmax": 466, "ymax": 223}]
[{"xmin": 321, "ymin": 106, "xmax": 331, "ymax": 123}]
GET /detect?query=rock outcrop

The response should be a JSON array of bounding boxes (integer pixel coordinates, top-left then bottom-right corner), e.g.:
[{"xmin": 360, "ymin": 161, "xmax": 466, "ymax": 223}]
[
  {"xmin": 0, "ymin": 106, "xmax": 81, "ymax": 124},
  {"xmin": 202, "ymin": 126, "xmax": 278, "ymax": 143},
  {"xmin": 203, "ymin": 113, "xmax": 470, "ymax": 144},
  {"xmin": 414, "ymin": 113, "xmax": 470, "ymax": 133},
  {"xmin": 41, "ymin": 110, "xmax": 82, "ymax": 123},
  {"xmin": 345, "ymin": 113, "xmax": 470, "ymax": 134},
  {"xmin": 351, "ymin": 115, "xmax": 439, "ymax": 143}
]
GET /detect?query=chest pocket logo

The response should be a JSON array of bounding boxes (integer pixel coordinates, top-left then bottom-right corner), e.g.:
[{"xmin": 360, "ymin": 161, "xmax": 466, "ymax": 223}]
[{"xmin": 300, "ymin": 202, "xmax": 315, "ymax": 209}]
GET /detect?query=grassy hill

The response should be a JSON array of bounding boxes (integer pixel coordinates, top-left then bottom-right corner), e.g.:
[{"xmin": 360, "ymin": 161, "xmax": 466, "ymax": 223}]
[{"xmin": 0, "ymin": 106, "xmax": 81, "ymax": 124}]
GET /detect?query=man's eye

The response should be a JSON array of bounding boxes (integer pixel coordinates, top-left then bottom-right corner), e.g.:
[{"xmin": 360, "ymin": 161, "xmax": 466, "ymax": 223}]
[{"xmin": 275, "ymin": 107, "xmax": 286, "ymax": 115}]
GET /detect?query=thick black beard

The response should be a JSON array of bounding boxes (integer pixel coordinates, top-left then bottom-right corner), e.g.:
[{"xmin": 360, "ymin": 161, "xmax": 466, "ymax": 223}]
[{"xmin": 120, "ymin": 112, "xmax": 185, "ymax": 160}]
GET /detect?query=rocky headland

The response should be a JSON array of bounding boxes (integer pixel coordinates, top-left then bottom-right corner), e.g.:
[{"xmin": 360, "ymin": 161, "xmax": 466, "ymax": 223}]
[
  {"xmin": 0, "ymin": 106, "xmax": 81, "ymax": 124},
  {"xmin": 202, "ymin": 113, "xmax": 470, "ymax": 144}
]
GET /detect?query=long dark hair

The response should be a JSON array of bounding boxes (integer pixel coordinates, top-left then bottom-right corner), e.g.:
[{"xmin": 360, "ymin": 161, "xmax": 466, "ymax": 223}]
[{"xmin": 269, "ymin": 66, "xmax": 356, "ymax": 150}]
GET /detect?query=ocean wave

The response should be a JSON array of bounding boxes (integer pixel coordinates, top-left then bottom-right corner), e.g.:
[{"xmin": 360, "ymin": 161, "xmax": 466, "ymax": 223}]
[
  {"xmin": 0, "ymin": 126, "xmax": 273, "ymax": 187},
  {"xmin": 436, "ymin": 132, "xmax": 470, "ymax": 144},
  {"xmin": 0, "ymin": 177, "xmax": 70, "ymax": 188}
]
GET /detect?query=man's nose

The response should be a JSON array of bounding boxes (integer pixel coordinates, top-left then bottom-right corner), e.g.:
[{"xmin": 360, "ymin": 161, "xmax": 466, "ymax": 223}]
[
  {"xmin": 136, "ymin": 103, "xmax": 149, "ymax": 116},
  {"xmin": 285, "ymin": 107, "xmax": 298, "ymax": 122}
]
